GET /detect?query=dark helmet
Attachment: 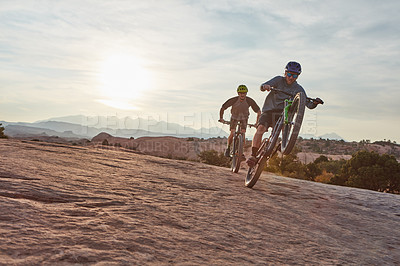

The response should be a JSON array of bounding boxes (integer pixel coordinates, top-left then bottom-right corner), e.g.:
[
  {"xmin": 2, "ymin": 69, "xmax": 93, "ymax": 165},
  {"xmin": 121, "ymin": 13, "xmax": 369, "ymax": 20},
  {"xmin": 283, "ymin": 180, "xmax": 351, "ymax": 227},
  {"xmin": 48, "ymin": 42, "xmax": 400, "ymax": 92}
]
[{"xmin": 285, "ymin": 61, "xmax": 302, "ymax": 74}]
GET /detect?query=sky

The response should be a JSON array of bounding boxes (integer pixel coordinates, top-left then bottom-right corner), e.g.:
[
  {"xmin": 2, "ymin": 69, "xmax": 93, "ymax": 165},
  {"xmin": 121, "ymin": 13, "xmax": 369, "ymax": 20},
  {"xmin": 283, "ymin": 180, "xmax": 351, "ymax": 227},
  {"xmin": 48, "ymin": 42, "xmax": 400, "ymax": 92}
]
[{"xmin": 1, "ymin": 0, "xmax": 399, "ymax": 142}]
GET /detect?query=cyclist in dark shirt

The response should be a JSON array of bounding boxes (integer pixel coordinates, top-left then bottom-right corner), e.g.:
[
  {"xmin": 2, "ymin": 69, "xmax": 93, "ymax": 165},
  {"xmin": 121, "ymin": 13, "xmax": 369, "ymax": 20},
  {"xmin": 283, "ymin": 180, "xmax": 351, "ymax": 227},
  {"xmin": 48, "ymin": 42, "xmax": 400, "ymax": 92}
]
[
  {"xmin": 219, "ymin": 85, "xmax": 261, "ymax": 157},
  {"xmin": 247, "ymin": 61, "xmax": 323, "ymax": 166}
]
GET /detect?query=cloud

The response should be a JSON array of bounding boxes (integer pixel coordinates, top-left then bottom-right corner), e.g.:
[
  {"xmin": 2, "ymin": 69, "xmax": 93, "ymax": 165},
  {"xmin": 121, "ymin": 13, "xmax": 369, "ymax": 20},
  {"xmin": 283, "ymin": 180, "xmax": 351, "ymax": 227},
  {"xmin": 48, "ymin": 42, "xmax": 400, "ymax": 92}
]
[{"xmin": 0, "ymin": 0, "xmax": 399, "ymax": 141}]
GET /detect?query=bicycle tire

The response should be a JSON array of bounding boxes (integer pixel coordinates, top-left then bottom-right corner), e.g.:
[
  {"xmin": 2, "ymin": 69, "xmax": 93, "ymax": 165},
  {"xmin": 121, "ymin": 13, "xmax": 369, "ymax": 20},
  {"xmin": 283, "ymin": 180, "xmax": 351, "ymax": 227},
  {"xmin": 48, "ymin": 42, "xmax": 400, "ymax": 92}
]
[
  {"xmin": 245, "ymin": 155, "xmax": 268, "ymax": 188},
  {"xmin": 265, "ymin": 117, "xmax": 283, "ymax": 156},
  {"xmin": 233, "ymin": 134, "xmax": 243, "ymax": 173},
  {"xmin": 230, "ymin": 135, "xmax": 238, "ymax": 172},
  {"xmin": 281, "ymin": 92, "xmax": 306, "ymax": 155},
  {"xmin": 245, "ymin": 121, "xmax": 283, "ymax": 188}
]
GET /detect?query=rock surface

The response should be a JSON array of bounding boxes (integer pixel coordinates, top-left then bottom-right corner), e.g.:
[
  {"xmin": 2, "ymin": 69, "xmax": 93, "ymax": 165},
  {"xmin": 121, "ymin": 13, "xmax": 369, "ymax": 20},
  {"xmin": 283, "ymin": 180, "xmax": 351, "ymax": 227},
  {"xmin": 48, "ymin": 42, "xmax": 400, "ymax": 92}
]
[{"xmin": 0, "ymin": 139, "xmax": 399, "ymax": 265}]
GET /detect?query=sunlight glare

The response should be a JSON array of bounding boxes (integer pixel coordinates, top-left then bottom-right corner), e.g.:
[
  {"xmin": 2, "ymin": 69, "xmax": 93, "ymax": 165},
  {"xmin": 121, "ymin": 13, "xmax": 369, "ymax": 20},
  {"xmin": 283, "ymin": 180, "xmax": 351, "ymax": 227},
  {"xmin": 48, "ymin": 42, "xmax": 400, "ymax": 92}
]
[{"xmin": 98, "ymin": 54, "xmax": 152, "ymax": 110}]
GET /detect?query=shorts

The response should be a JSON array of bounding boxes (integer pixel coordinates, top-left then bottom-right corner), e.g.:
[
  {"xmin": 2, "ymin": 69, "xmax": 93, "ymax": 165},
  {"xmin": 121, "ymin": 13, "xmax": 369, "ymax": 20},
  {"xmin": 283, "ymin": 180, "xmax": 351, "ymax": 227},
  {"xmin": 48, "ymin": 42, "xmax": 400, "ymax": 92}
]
[
  {"xmin": 258, "ymin": 110, "xmax": 282, "ymax": 129},
  {"xmin": 230, "ymin": 119, "xmax": 248, "ymax": 131}
]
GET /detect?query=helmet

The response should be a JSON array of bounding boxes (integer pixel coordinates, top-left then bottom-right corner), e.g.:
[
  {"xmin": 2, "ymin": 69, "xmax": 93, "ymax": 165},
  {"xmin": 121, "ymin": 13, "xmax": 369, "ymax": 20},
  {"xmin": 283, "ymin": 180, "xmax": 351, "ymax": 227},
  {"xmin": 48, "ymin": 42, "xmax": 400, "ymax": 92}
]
[
  {"xmin": 237, "ymin": 84, "xmax": 248, "ymax": 93},
  {"xmin": 285, "ymin": 61, "xmax": 302, "ymax": 74}
]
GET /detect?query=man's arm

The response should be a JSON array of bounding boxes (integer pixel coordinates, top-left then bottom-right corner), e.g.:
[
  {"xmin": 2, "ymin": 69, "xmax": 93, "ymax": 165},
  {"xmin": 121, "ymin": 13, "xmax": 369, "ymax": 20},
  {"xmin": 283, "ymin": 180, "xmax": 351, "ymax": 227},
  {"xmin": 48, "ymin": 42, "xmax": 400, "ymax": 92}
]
[
  {"xmin": 219, "ymin": 107, "xmax": 225, "ymax": 121},
  {"xmin": 261, "ymin": 76, "xmax": 282, "ymax": 91},
  {"xmin": 256, "ymin": 110, "xmax": 261, "ymax": 123},
  {"xmin": 219, "ymin": 96, "xmax": 238, "ymax": 121},
  {"xmin": 297, "ymin": 85, "xmax": 321, "ymax": 110},
  {"xmin": 246, "ymin": 97, "xmax": 261, "ymax": 123}
]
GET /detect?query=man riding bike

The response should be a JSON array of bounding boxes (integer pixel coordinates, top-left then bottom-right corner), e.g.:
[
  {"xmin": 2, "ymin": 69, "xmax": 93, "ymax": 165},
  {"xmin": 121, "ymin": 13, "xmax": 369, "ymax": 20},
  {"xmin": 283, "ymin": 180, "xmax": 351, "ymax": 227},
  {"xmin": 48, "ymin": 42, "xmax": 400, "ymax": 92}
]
[
  {"xmin": 247, "ymin": 61, "xmax": 323, "ymax": 166},
  {"xmin": 219, "ymin": 85, "xmax": 261, "ymax": 157}
]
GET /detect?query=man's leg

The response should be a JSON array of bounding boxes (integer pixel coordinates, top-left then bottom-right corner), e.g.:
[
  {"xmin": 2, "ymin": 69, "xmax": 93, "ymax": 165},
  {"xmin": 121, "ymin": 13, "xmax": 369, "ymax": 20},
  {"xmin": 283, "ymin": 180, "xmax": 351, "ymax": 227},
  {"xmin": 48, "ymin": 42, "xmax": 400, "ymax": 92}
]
[
  {"xmin": 251, "ymin": 125, "xmax": 266, "ymax": 156},
  {"xmin": 225, "ymin": 129, "xmax": 235, "ymax": 157},
  {"xmin": 227, "ymin": 129, "xmax": 235, "ymax": 146},
  {"xmin": 246, "ymin": 125, "xmax": 266, "ymax": 166},
  {"xmin": 247, "ymin": 112, "xmax": 269, "ymax": 166}
]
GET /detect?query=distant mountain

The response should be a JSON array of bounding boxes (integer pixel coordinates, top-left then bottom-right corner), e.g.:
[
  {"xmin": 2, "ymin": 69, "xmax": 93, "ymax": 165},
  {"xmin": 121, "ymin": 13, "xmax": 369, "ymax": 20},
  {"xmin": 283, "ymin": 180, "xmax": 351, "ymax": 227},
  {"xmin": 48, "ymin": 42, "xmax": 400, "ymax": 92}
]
[
  {"xmin": 4, "ymin": 125, "xmax": 86, "ymax": 139},
  {"xmin": 4, "ymin": 115, "xmax": 347, "ymax": 141},
  {"xmin": 318, "ymin": 133, "xmax": 345, "ymax": 141},
  {"xmin": 37, "ymin": 115, "xmax": 229, "ymax": 137},
  {"xmin": 2, "ymin": 115, "xmax": 230, "ymax": 140}
]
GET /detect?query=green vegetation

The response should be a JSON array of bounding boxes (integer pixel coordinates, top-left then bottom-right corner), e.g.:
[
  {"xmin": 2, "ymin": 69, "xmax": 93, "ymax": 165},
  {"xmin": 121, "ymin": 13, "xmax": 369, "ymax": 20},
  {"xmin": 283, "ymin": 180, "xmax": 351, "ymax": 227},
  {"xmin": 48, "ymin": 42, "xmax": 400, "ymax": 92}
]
[
  {"xmin": 297, "ymin": 138, "xmax": 400, "ymax": 158},
  {"xmin": 331, "ymin": 151, "xmax": 400, "ymax": 193},
  {"xmin": 264, "ymin": 147, "xmax": 400, "ymax": 194},
  {"xmin": 198, "ymin": 150, "xmax": 230, "ymax": 168},
  {"xmin": 0, "ymin": 123, "xmax": 8, "ymax": 139}
]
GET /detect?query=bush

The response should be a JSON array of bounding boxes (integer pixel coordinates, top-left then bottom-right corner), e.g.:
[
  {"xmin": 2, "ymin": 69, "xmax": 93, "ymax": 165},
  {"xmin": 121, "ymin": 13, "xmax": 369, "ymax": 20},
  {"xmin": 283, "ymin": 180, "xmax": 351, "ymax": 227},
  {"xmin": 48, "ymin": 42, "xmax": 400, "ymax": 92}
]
[
  {"xmin": 335, "ymin": 150, "xmax": 400, "ymax": 193},
  {"xmin": 0, "ymin": 123, "xmax": 8, "ymax": 139},
  {"xmin": 315, "ymin": 170, "xmax": 334, "ymax": 183},
  {"xmin": 198, "ymin": 150, "xmax": 230, "ymax": 167},
  {"xmin": 306, "ymin": 157, "xmax": 346, "ymax": 182},
  {"xmin": 264, "ymin": 146, "xmax": 309, "ymax": 179}
]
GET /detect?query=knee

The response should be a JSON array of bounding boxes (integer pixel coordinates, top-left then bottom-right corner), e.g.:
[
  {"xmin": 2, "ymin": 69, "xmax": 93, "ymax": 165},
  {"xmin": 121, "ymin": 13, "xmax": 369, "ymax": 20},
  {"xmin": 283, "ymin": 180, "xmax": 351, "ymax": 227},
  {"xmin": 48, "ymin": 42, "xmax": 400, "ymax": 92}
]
[{"xmin": 255, "ymin": 125, "xmax": 266, "ymax": 136}]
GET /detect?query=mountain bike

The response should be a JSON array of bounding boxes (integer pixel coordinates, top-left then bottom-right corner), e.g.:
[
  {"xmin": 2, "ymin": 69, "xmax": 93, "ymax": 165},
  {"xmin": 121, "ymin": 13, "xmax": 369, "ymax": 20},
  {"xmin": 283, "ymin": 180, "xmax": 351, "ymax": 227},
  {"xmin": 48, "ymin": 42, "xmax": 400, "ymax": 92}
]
[
  {"xmin": 245, "ymin": 88, "xmax": 323, "ymax": 188},
  {"xmin": 220, "ymin": 120, "xmax": 255, "ymax": 173}
]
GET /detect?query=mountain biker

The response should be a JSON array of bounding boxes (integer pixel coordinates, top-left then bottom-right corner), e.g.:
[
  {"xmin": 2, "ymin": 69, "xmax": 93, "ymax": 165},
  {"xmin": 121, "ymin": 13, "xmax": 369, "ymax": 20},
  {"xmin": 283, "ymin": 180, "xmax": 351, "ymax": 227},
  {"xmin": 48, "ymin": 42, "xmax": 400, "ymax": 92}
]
[
  {"xmin": 247, "ymin": 61, "xmax": 323, "ymax": 166},
  {"xmin": 219, "ymin": 85, "xmax": 261, "ymax": 157}
]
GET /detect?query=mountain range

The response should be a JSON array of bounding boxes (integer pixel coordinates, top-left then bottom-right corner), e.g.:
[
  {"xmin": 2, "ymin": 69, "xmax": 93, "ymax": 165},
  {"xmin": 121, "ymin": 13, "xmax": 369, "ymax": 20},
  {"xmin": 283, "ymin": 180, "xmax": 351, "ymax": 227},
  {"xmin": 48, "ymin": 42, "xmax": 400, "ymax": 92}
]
[
  {"xmin": 1, "ymin": 115, "xmax": 345, "ymax": 141},
  {"xmin": 1, "ymin": 115, "xmax": 230, "ymax": 140}
]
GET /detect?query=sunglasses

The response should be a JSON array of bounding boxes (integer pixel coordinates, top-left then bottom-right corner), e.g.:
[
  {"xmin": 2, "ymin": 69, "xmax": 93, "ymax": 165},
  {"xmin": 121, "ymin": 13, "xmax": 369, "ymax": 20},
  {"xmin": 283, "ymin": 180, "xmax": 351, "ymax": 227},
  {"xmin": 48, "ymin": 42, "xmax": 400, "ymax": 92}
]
[{"xmin": 286, "ymin": 72, "xmax": 299, "ymax": 78}]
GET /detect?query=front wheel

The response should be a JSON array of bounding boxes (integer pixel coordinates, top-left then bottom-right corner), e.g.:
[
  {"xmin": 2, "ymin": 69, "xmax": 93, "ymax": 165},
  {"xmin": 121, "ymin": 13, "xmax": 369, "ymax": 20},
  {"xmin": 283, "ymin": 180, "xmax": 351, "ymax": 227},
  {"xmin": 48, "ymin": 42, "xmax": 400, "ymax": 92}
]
[
  {"xmin": 232, "ymin": 134, "xmax": 243, "ymax": 173},
  {"xmin": 281, "ymin": 92, "xmax": 306, "ymax": 155},
  {"xmin": 230, "ymin": 136, "xmax": 238, "ymax": 172}
]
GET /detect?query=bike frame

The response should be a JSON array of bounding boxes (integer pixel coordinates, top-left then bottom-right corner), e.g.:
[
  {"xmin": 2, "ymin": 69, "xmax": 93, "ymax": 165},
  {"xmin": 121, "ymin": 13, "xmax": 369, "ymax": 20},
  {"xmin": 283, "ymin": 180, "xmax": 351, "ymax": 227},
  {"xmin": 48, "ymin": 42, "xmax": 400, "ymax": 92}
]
[
  {"xmin": 284, "ymin": 99, "xmax": 292, "ymax": 125},
  {"xmin": 245, "ymin": 88, "xmax": 323, "ymax": 188},
  {"xmin": 220, "ymin": 119, "xmax": 255, "ymax": 172},
  {"xmin": 256, "ymin": 93, "xmax": 297, "ymax": 160},
  {"xmin": 233, "ymin": 122, "xmax": 245, "ymax": 141}
]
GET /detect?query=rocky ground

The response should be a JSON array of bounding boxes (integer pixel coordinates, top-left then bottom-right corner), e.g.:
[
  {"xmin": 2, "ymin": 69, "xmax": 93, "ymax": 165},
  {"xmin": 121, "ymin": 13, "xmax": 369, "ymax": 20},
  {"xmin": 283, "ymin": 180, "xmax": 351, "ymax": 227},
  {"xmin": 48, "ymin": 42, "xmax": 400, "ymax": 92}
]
[{"xmin": 0, "ymin": 139, "xmax": 399, "ymax": 265}]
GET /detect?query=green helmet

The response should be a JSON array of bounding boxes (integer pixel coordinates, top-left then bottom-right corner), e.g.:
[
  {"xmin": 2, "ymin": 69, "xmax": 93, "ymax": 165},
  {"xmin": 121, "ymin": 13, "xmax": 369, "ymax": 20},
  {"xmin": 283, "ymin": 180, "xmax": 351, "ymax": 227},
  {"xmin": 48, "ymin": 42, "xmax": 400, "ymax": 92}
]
[{"xmin": 237, "ymin": 84, "xmax": 248, "ymax": 93}]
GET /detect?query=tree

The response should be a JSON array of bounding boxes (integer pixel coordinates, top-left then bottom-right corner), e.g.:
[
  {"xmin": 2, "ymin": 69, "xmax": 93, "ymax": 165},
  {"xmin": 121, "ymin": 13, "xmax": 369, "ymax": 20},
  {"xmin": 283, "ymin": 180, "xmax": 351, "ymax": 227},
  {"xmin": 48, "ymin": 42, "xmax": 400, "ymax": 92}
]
[
  {"xmin": 0, "ymin": 123, "xmax": 8, "ymax": 139},
  {"xmin": 314, "ymin": 155, "xmax": 329, "ymax": 164},
  {"xmin": 337, "ymin": 150, "xmax": 400, "ymax": 193}
]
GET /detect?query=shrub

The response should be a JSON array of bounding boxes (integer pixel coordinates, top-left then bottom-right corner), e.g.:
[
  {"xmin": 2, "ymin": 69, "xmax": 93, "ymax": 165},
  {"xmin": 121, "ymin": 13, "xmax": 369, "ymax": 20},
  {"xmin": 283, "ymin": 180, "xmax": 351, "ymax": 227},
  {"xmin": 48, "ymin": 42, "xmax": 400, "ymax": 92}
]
[
  {"xmin": 315, "ymin": 170, "xmax": 334, "ymax": 183},
  {"xmin": 0, "ymin": 123, "xmax": 8, "ymax": 139},
  {"xmin": 198, "ymin": 150, "xmax": 230, "ymax": 167},
  {"xmin": 336, "ymin": 150, "xmax": 400, "ymax": 193}
]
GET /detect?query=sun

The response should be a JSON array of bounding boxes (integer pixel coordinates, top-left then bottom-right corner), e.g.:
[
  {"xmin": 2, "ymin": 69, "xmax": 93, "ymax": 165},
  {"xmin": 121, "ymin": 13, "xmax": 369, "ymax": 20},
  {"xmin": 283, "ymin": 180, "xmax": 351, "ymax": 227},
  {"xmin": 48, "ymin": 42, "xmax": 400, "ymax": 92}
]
[{"xmin": 97, "ymin": 53, "xmax": 152, "ymax": 110}]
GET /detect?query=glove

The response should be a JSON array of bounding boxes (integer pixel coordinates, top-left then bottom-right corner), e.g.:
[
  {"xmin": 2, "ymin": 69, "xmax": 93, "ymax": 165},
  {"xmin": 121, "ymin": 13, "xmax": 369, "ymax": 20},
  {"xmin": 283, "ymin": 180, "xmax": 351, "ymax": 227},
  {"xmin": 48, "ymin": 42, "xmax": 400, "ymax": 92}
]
[{"xmin": 314, "ymin": 98, "xmax": 324, "ymax": 105}]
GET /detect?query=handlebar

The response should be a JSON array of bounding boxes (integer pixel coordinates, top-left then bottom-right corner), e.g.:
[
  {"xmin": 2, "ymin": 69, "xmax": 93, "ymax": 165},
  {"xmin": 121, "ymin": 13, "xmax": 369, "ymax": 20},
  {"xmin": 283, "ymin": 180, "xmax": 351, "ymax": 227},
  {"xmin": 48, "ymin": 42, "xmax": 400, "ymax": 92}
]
[
  {"xmin": 269, "ymin": 87, "xmax": 324, "ymax": 105},
  {"xmin": 219, "ymin": 120, "xmax": 257, "ymax": 128}
]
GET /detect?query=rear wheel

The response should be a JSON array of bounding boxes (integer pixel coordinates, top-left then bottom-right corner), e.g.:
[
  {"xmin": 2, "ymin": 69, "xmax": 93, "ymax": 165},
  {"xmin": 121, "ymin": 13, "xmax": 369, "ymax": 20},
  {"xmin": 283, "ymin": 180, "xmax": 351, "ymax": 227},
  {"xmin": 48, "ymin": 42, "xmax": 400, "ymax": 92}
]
[{"xmin": 281, "ymin": 92, "xmax": 305, "ymax": 155}]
